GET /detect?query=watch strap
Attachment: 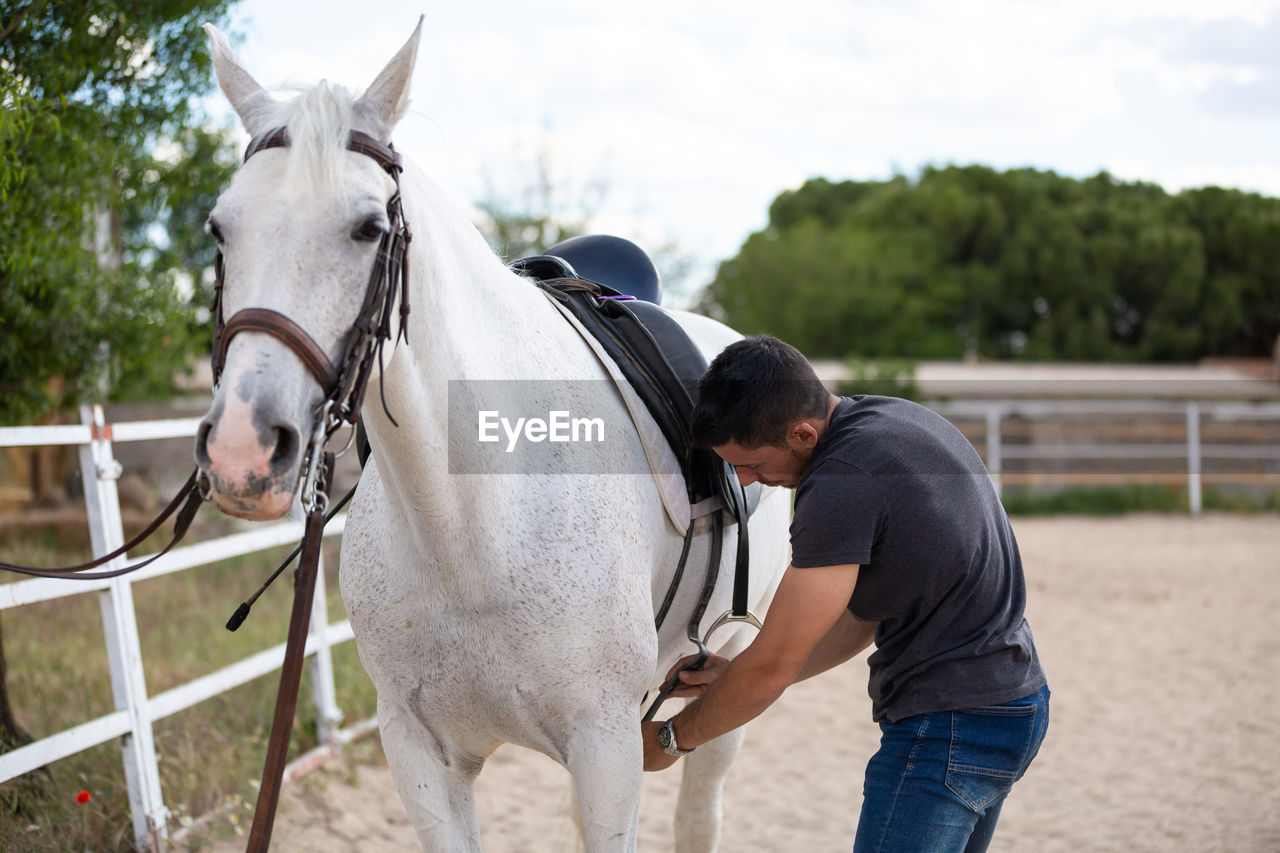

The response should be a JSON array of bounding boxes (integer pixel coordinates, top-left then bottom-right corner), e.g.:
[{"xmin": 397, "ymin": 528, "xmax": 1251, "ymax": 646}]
[{"xmin": 660, "ymin": 718, "xmax": 695, "ymax": 756}]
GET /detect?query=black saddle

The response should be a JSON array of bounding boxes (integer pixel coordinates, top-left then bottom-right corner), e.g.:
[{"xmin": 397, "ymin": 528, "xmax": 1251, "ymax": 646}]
[{"xmin": 513, "ymin": 234, "xmax": 663, "ymax": 305}]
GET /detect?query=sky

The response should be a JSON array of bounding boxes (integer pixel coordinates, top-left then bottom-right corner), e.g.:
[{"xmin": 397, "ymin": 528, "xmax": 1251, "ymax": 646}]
[{"xmin": 210, "ymin": 0, "xmax": 1280, "ymax": 299}]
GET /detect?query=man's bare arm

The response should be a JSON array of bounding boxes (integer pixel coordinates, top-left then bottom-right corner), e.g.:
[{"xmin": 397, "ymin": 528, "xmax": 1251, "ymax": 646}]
[
  {"xmin": 671, "ymin": 610, "xmax": 874, "ymax": 697},
  {"xmin": 798, "ymin": 609, "xmax": 876, "ymax": 681}
]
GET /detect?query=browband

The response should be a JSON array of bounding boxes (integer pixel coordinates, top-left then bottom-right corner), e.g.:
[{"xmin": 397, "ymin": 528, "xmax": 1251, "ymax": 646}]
[{"xmin": 243, "ymin": 127, "xmax": 403, "ymax": 174}]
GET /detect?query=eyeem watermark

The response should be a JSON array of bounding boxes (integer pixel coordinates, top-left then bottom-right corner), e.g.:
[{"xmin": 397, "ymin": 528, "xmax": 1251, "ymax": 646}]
[
  {"xmin": 448, "ymin": 379, "xmax": 672, "ymax": 474},
  {"xmin": 477, "ymin": 409, "xmax": 605, "ymax": 453}
]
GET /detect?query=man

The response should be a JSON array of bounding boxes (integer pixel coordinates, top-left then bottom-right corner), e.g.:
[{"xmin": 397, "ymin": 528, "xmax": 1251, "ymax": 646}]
[{"xmin": 641, "ymin": 335, "xmax": 1048, "ymax": 853}]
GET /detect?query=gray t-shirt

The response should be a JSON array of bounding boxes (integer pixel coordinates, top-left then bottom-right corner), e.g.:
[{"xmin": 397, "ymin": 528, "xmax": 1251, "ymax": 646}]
[{"xmin": 790, "ymin": 396, "xmax": 1045, "ymax": 723}]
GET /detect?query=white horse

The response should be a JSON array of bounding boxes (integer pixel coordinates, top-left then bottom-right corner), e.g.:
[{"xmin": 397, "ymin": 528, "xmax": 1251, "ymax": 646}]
[{"xmin": 197, "ymin": 20, "xmax": 790, "ymax": 852}]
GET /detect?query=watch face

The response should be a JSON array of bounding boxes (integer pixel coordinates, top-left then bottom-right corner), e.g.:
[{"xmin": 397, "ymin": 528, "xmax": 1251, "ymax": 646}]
[{"xmin": 658, "ymin": 723, "xmax": 674, "ymax": 751}]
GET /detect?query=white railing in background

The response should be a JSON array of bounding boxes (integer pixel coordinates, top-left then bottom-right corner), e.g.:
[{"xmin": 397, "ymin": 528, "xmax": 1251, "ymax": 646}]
[
  {"xmin": 0, "ymin": 406, "xmax": 356, "ymax": 852},
  {"xmin": 931, "ymin": 399, "xmax": 1280, "ymax": 515}
]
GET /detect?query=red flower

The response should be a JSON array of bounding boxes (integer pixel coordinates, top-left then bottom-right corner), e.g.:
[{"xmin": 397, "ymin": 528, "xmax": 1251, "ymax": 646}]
[{"xmin": 76, "ymin": 790, "xmax": 91, "ymax": 804}]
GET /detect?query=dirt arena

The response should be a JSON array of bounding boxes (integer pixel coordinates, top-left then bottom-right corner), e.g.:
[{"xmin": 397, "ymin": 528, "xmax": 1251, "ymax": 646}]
[{"xmin": 191, "ymin": 513, "xmax": 1280, "ymax": 852}]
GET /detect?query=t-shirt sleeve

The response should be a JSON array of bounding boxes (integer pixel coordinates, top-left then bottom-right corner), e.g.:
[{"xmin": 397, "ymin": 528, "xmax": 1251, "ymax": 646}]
[{"xmin": 789, "ymin": 461, "xmax": 880, "ymax": 568}]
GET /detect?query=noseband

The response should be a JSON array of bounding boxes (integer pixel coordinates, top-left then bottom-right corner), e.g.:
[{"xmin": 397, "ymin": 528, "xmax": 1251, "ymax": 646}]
[{"xmin": 210, "ymin": 126, "xmax": 413, "ymax": 503}]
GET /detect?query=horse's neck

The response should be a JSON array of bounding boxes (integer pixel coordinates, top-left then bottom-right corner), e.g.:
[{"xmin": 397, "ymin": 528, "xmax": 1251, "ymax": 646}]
[
  {"xmin": 362, "ymin": 167, "xmax": 596, "ymax": 531},
  {"xmin": 401, "ymin": 168, "xmax": 573, "ymax": 371}
]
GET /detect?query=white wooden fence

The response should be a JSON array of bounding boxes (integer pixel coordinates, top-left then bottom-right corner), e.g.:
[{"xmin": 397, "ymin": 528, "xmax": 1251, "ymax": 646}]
[
  {"xmin": 932, "ymin": 399, "xmax": 1280, "ymax": 514},
  {"xmin": 0, "ymin": 405, "xmax": 360, "ymax": 852}
]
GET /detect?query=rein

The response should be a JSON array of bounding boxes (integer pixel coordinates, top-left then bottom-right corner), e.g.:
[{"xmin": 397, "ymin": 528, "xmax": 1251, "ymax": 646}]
[
  {"xmin": 244, "ymin": 451, "xmax": 333, "ymax": 852},
  {"xmin": 0, "ymin": 469, "xmax": 206, "ymax": 580}
]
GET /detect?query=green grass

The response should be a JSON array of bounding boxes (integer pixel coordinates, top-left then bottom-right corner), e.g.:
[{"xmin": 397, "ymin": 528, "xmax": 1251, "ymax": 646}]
[
  {"xmin": 0, "ymin": 533, "xmax": 377, "ymax": 852},
  {"xmin": 1001, "ymin": 485, "xmax": 1280, "ymax": 516}
]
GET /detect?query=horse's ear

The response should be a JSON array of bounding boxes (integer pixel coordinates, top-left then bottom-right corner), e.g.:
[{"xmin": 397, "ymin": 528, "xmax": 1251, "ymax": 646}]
[
  {"xmin": 204, "ymin": 23, "xmax": 276, "ymax": 137},
  {"xmin": 354, "ymin": 16, "xmax": 423, "ymax": 142}
]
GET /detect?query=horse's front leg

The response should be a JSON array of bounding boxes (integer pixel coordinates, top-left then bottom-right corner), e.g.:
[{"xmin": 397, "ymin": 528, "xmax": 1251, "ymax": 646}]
[
  {"xmin": 563, "ymin": 709, "xmax": 645, "ymax": 852},
  {"xmin": 377, "ymin": 696, "xmax": 485, "ymax": 853}
]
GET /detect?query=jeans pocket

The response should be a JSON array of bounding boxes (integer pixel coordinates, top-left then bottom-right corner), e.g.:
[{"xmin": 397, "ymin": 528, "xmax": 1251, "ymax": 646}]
[{"xmin": 944, "ymin": 702, "xmax": 1039, "ymax": 812}]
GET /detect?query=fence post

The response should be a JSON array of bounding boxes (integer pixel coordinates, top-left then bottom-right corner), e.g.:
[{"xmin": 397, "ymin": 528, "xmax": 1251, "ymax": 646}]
[
  {"xmin": 307, "ymin": 551, "xmax": 344, "ymax": 744},
  {"xmin": 985, "ymin": 406, "xmax": 1003, "ymax": 498},
  {"xmin": 78, "ymin": 405, "xmax": 168, "ymax": 851},
  {"xmin": 1186, "ymin": 403, "xmax": 1202, "ymax": 516}
]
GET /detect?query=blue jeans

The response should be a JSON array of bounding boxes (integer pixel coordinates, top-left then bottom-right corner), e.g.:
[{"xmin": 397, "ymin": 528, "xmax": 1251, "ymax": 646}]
[{"xmin": 852, "ymin": 685, "xmax": 1050, "ymax": 853}]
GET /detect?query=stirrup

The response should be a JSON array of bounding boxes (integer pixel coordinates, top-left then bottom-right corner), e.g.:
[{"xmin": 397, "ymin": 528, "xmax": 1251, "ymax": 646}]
[{"xmin": 702, "ymin": 609, "xmax": 763, "ymax": 646}]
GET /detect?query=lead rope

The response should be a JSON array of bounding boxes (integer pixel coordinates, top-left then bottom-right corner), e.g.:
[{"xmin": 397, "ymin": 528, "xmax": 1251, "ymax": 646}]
[{"xmin": 244, "ymin": 450, "xmax": 333, "ymax": 853}]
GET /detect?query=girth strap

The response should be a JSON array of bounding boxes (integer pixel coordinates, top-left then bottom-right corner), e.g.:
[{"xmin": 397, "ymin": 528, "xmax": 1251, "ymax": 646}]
[
  {"xmin": 642, "ymin": 511, "xmax": 725, "ymax": 722},
  {"xmin": 529, "ymin": 277, "xmax": 760, "ymax": 723}
]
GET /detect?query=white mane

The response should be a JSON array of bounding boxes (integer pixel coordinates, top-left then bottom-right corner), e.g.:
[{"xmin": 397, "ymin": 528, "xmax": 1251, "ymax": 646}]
[{"xmin": 264, "ymin": 81, "xmax": 361, "ymax": 191}]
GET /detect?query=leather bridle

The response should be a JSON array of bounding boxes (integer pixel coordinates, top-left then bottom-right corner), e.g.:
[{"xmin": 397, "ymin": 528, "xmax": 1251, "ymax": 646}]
[
  {"xmin": 0, "ymin": 127, "xmax": 410, "ymax": 581},
  {"xmin": 211, "ymin": 125, "xmax": 413, "ymax": 509}
]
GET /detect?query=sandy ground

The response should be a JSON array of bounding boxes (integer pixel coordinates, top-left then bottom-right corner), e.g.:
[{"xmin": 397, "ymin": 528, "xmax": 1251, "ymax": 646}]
[{"xmin": 189, "ymin": 513, "xmax": 1280, "ymax": 852}]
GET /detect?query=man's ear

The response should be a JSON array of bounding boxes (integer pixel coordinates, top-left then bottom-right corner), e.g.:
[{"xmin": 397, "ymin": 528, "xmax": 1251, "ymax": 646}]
[{"xmin": 787, "ymin": 420, "xmax": 821, "ymax": 450}]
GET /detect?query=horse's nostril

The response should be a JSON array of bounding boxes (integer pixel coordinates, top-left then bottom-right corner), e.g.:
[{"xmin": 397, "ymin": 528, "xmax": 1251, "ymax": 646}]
[
  {"xmin": 268, "ymin": 425, "xmax": 298, "ymax": 472},
  {"xmin": 195, "ymin": 421, "xmax": 214, "ymax": 467}
]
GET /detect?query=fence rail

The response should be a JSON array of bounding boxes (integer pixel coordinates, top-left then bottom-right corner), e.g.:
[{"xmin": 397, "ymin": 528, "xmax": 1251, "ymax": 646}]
[
  {"xmin": 932, "ymin": 399, "xmax": 1280, "ymax": 514},
  {"xmin": 0, "ymin": 405, "xmax": 356, "ymax": 852}
]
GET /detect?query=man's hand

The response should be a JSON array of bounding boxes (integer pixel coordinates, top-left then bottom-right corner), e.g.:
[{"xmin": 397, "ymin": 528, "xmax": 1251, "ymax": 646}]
[
  {"xmin": 641, "ymin": 720, "xmax": 680, "ymax": 771},
  {"xmin": 666, "ymin": 653, "xmax": 730, "ymax": 698},
  {"xmin": 640, "ymin": 656, "xmax": 728, "ymax": 771}
]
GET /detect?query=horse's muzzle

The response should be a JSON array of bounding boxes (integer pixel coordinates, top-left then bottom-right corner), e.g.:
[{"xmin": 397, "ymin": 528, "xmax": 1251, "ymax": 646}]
[{"xmin": 195, "ymin": 397, "xmax": 304, "ymax": 520}]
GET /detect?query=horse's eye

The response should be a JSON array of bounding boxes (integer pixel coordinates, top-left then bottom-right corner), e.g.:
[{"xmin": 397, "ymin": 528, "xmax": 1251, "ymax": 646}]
[{"xmin": 354, "ymin": 219, "xmax": 387, "ymax": 242}]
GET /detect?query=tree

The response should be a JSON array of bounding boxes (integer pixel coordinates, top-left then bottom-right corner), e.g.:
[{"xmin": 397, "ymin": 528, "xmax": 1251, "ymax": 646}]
[
  {"xmin": 700, "ymin": 167, "xmax": 1280, "ymax": 363},
  {"xmin": 0, "ymin": 1, "xmax": 237, "ymax": 424}
]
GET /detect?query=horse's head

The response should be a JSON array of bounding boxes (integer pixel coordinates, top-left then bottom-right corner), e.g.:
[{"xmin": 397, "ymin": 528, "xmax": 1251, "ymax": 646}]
[{"xmin": 195, "ymin": 20, "xmax": 421, "ymax": 519}]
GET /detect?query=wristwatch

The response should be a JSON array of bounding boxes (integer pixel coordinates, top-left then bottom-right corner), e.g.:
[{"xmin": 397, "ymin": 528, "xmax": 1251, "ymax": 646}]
[{"xmin": 658, "ymin": 718, "xmax": 695, "ymax": 756}]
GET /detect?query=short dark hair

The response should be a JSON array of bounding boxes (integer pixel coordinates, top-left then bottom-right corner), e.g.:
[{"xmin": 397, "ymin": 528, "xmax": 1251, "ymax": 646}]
[{"xmin": 691, "ymin": 335, "xmax": 829, "ymax": 449}]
